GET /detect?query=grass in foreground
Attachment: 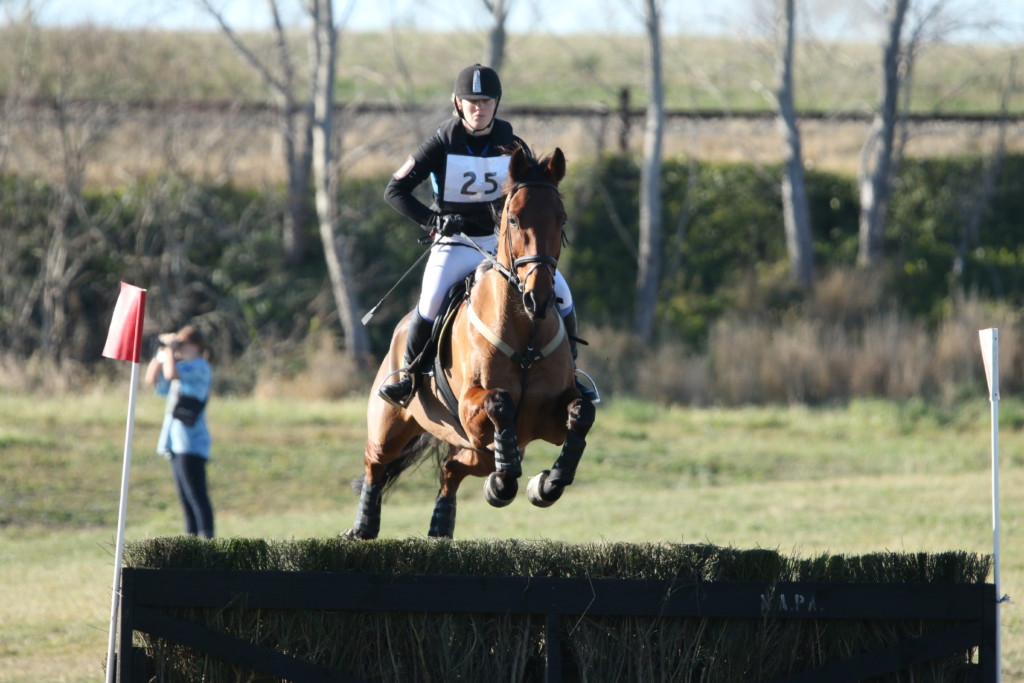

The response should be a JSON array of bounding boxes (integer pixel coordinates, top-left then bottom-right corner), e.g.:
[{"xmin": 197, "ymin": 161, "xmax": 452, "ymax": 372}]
[{"xmin": 0, "ymin": 391, "xmax": 1022, "ymax": 680}]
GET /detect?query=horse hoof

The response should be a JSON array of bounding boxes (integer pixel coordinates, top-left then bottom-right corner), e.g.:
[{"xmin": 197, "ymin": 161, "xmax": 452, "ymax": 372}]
[
  {"xmin": 340, "ymin": 528, "xmax": 371, "ymax": 540},
  {"xmin": 527, "ymin": 470, "xmax": 564, "ymax": 507},
  {"xmin": 484, "ymin": 472, "xmax": 517, "ymax": 507}
]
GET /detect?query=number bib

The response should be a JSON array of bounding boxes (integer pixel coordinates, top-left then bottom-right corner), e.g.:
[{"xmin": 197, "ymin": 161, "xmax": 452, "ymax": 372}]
[{"xmin": 442, "ymin": 154, "xmax": 510, "ymax": 204}]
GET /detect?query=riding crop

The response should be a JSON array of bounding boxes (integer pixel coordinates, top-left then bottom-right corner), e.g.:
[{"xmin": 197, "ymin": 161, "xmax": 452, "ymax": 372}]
[{"xmin": 361, "ymin": 238, "xmax": 436, "ymax": 325}]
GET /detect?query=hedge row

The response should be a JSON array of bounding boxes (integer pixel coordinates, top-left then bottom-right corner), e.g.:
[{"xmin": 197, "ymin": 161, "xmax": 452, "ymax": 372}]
[
  {"xmin": 124, "ymin": 538, "xmax": 990, "ymax": 682},
  {"xmin": 3, "ymin": 154, "xmax": 1023, "ymax": 365}
]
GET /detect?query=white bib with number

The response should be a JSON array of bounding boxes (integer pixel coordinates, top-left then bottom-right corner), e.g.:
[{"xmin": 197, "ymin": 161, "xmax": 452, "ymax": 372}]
[{"xmin": 442, "ymin": 154, "xmax": 510, "ymax": 204}]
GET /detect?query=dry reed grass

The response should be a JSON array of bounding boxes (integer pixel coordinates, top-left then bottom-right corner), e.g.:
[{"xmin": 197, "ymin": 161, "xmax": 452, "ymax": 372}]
[
  {"xmin": 250, "ymin": 331, "xmax": 376, "ymax": 400},
  {"xmin": 5, "ymin": 284, "xmax": 1017, "ymax": 407},
  {"xmin": 573, "ymin": 279, "xmax": 1024, "ymax": 406},
  {"xmin": 0, "ymin": 353, "xmax": 90, "ymax": 395},
  {"xmin": 4, "ymin": 102, "xmax": 1024, "ymax": 188}
]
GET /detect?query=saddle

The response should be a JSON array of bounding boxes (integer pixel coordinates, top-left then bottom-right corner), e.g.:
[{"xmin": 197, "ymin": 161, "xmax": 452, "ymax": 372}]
[{"xmin": 428, "ymin": 270, "xmax": 478, "ymax": 418}]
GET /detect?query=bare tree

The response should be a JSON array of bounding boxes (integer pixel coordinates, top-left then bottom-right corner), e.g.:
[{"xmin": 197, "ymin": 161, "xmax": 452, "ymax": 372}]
[
  {"xmin": 952, "ymin": 56, "xmax": 1017, "ymax": 289},
  {"xmin": 481, "ymin": 0, "xmax": 510, "ymax": 72},
  {"xmin": 773, "ymin": 0, "xmax": 814, "ymax": 288},
  {"xmin": 197, "ymin": 0, "xmax": 311, "ymax": 266},
  {"xmin": 0, "ymin": 8, "xmax": 115, "ymax": 362},
  {"xmin": 857, "ymin": 0, "xmax": 909, "ymax": 268},
  {"xmin": 200, "ymin": 0, "xmax": 369, "ymax": 361},
  {"xmin": 633, "ymin": 0, "xmax": 665, "ymax": 344},
  {"xmin": 307, "ymin": 0, "xmax": 370, "ymax": 363}
]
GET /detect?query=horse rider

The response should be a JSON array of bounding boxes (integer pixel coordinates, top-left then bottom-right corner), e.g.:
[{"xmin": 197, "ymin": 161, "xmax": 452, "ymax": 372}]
[{"xmin": 378, "ymin": 63, "xmax": 597, "ymax": 408}]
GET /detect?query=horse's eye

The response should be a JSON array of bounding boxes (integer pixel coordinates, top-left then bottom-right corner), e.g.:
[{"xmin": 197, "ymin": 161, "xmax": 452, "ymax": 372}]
[{"xmin": 508, "ymin": 215, "xmax": 519, "ymax": 228}]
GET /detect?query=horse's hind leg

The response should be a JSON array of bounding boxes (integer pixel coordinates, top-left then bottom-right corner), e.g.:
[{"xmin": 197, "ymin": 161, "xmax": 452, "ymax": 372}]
[
  {"xmin": 344, "ymin": 428, "xmax": 421, "ymax": 539},
  {"xmin": 428, "ymin": 446, "xmax": 487, "ymax": 538},
  {"xmin": 344, "ymin": 453, "xmax": 387, "ymax": 539},
  {"xmin": 347, "ymin": 473, "xmax": 384, "ymax": 539},
  {"xmin": 528, "ymin": 397, "xmax": 596, "ymax": 507}
]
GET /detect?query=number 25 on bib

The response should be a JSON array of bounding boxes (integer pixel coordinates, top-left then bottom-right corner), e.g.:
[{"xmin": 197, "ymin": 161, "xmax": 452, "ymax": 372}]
[{"xmin": 442, "ymin": 155, "xmax": 510, "ymax": 204}]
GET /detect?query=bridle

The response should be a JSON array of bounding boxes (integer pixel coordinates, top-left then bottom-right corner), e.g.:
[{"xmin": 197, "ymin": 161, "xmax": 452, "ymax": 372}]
[
  {"xmin": 500, "ymin": 181, "xmax": 564, "ymax": 296},
  {"xmin": 461, "ymin": 179, "xmax": 569, "ymax": 375}
]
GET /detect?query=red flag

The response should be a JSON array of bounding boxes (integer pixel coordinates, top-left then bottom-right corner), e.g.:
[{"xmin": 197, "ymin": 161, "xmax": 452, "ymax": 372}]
[{"xmin": 102, "ymin": 282, "xmax": 147, "ymax": 363}]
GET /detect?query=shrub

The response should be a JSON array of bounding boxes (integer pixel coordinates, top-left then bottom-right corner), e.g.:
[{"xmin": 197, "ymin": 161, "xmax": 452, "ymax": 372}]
[{"xmin": 123, "ymin": 538, "xmax": 991, "ymax": 682}]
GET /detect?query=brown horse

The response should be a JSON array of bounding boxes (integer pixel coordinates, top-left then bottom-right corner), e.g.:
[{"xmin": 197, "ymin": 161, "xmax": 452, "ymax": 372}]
[{"xmin": 345, "ymin": 147, "xmax": 596, "ymax": 539}]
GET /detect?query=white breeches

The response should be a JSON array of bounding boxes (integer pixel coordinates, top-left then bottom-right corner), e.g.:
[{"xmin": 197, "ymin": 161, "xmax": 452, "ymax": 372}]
[{"xmin": 417, "ymin": 234, "xmax": 573, "ymax": 322}]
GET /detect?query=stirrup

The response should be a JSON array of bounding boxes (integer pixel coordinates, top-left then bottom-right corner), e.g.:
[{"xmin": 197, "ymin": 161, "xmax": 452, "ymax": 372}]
[
  {"xmin": 376, "ymin": 367, "xmax": 417, "ymax": 409},
  {"xmin": 574, "ymin": 368, "xmax": 601, "ymax": 404}
]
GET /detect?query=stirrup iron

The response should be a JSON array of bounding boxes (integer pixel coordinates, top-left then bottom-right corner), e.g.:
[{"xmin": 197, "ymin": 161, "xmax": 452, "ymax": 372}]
[
  {"xmin": 377, "ymin": 367, "xmax": 417, "ymax": 409},
  {"xmin": 574, "ymin": 368, "xmax": 601, "ymax": 403}
]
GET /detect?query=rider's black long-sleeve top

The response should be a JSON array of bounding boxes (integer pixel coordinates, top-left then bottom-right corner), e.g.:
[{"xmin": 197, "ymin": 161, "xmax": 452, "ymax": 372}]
[{"xmin": 384, "ymin": 117, "xmax": 525, "ymax": 238}]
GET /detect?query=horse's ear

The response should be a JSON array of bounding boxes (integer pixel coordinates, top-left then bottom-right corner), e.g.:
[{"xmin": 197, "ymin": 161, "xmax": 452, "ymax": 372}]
[
  {"xmin": 546, "ymin": 148, "xmax": 566, "ymax": 186},
  {"xmin": 508, "ymin": 146, "xmax": 529, "ymax": 183}
]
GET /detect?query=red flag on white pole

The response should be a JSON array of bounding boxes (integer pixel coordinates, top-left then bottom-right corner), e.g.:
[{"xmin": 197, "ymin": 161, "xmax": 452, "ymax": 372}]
[
  {"xmin": 102, "ymin": 282, "xmax": 147, "ymax": 363},
  {"xmin": 103, "ymin": 282, "xmax": 146, "ymax": 683}
]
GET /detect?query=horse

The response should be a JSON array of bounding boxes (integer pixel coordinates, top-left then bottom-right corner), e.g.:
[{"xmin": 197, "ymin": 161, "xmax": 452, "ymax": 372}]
[{"xmin": 345, "ymin": 146, "xmax": 596, "ymax": 540}]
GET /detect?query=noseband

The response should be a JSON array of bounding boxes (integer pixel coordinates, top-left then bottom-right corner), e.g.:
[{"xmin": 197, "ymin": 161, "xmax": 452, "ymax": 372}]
[{"xmin": 501, "ymin": 181, "xmax": 563, "ymax": 294}]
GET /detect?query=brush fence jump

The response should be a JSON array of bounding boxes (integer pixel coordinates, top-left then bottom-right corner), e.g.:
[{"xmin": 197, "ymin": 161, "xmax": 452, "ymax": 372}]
[{"xmin": 117, "ymin": 568, "xmax": 996, "ymax": 682}]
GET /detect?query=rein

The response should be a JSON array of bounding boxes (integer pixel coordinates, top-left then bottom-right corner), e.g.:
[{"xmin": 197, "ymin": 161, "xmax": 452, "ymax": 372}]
[
  {"xmin": 435, "ymin": 171, "xmax": 570, "ymax": 422},
  {"xmin": 457, "ymin": 180, "xmax": 564, "ymax": 294},
  {"xmin": 466, "ymin": 179, "xmax": 567, "ymax": 371}
]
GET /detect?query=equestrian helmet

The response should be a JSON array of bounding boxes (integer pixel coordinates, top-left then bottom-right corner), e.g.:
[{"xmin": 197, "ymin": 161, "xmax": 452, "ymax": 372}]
[{"xmin": 453, "ymin": 64, "xmax": 502, "ymax": 100}]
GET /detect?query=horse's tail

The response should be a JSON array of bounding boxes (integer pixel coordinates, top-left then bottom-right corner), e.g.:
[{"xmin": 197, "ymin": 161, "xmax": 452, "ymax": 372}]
[{"xmin": 351, "ymin": 434, "xmax": 451, "ymax": 496}]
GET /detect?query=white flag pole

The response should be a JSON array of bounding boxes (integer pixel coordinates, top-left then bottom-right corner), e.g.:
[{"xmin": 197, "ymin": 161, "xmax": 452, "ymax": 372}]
[
  {"xmin": 106, "ymin": 359, "xmax": 142, "ymax": 683},
  {"xmin": 979, "ymin": 328, "xmax": 1002, "ymax": 681}
]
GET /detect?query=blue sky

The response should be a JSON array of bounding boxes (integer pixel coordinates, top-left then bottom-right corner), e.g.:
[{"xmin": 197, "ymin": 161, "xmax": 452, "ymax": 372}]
[{"xmin": 17, "ymin": 0, "xmax": 1024, "ymax": 44}]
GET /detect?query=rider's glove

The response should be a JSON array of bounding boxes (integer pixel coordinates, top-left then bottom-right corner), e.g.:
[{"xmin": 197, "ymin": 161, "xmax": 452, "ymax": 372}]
[{"xmin": 430, "ymin": 213, "xmax": 465, "ymax": 237}]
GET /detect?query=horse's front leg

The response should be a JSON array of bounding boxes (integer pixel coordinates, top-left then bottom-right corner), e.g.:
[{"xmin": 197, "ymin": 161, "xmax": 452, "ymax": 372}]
[
  {"xmin": 462, "ymin": 386, "xmax": 521, "ymax": 507},
  {"xmin": 528, "ymin": 396, "xmax": 596, "ymax": 507}
]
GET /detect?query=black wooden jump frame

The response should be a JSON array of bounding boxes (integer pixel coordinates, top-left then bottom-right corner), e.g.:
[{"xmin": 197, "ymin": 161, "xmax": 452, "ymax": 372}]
[{"xmin": 116, "ymin": 568, "xmax": 997, "ymax": 682}]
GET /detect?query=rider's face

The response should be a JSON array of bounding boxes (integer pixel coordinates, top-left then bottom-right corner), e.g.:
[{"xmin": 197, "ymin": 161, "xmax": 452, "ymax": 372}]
[{"xmin": 459, "ymin": 97, "xmax": 497, "ymax": 131}]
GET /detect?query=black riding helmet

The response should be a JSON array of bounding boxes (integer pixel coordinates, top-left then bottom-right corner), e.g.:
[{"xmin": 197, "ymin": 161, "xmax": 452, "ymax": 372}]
[
  {"xmin": 453, "ymin": 64, "xmax": 502, "ymax": 100},
  {"xmin": 453, "ymin": 64, "xmax": 502, "ymax": 130}
]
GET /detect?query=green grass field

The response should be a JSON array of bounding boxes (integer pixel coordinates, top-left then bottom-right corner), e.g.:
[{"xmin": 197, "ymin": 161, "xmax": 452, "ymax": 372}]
[{"xmin": 2, "ymin": 390, "xmax": 1023, "ymax": 680}]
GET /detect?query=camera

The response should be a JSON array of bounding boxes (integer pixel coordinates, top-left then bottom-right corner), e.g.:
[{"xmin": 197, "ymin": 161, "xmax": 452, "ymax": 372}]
[{"xmin": 143, "ymin": 334, "xmax": 164, "ymax": 358}]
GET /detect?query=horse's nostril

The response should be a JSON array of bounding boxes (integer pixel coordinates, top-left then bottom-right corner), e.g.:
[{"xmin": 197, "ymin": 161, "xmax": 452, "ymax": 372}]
[
  {"xmin": 523, "ymin": 290, "xmax": 551, "ymax": 319},
  {"xmin": 524, "ymin": 291, "xmax": 538, "ymax": 313}
]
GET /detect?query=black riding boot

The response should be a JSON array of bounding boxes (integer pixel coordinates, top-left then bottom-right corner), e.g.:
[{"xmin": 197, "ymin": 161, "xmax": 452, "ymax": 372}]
[
  {"xmin": 378, "ymin": 311, "xmax": 434, "ymax": 408},
  {"xmin": 563, "ymin": 310, "xmax": 600, "ymax": 403}
]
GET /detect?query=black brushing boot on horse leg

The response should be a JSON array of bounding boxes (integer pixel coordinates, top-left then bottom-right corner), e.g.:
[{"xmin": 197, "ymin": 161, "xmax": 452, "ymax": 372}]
[
  {"xmin": 528, "ymin": 396, "xmax": 595, "ymax": 507},
  {"xmin": 378, "ymin": 311, "xmax": 434, "ymax": 408}
]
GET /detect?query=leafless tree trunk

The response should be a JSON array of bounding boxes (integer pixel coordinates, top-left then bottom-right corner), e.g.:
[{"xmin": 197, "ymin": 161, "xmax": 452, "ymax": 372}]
[
  {"xmin": 633, "ymin": 0, "xmax": 664, "ymax": 344},
  {"xmin": 857, "ymin": 0, "xmax": 910, "ymax": 268},
  {"xmin": 268, "ymin": 0, "xmax": 313, "ymax": 266},
  {"xmin": 481, "ymin": 0, "xmax": 509, "ymax": 72},
  {"xmin": 198, "ymin": 0, "xmax": 310, "ymax": 266},
  {"xmin": 32, "ymin": 40, "xmax": 113, "ymax": 361},
  {"xmin": 952, "ymin": 56, "xmax": 1017, "ymax": 289},
  {"xmin": 774, "ymin": 0, "xmax": 814, "ymax": 289},
  {"xmin": 307, "ymin": 0, "xmax": 370, "ymax": 363}
]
